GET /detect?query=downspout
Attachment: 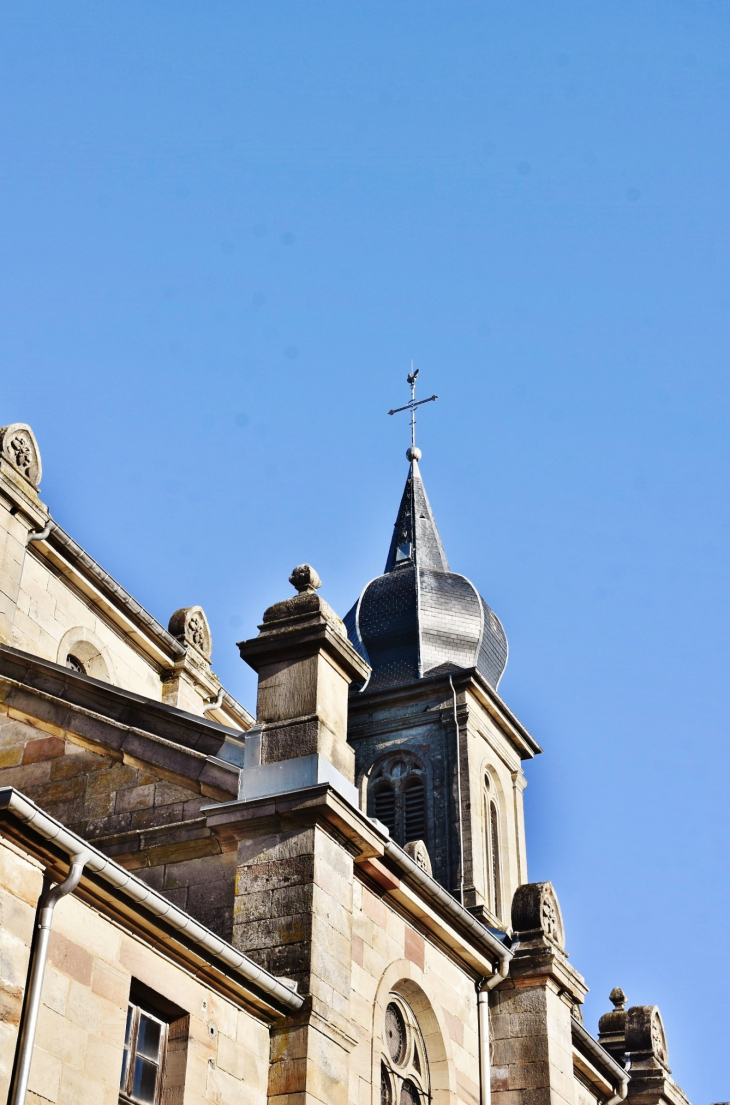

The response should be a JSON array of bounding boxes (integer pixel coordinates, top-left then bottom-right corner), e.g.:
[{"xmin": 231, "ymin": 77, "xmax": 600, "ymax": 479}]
[
  {"xmin": 10, "ymin": 853, "xmax": 88, "ymax": 1105},
  {"xmin": 26, "ymin": 519, "xmax": 55, "ymax": 544},
  {"xmin": 477, "ymin": 953, "xmax": 511, "ymax": 1105},
  {"xmin": 203, "ymin": 687, "xmax": 225, "ymax": 715},
  {"xmin": 449, "ymin": 674, "xmax": 465, "ymax": 906}
]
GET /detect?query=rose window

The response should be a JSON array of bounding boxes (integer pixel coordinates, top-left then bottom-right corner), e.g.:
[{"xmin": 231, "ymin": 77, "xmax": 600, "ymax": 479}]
[{"xmin": 381, "ymin": 997, "xmax": 429, "ymax": 1105}]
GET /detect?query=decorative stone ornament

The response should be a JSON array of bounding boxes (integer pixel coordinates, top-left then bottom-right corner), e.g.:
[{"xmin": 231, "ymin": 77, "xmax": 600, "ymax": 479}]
[
  {"xmin": 511, "ymin": 880, "xmax": 566, "ymax": 950},
  {"xmin": 404, "ymin": 840, "xmax": 432, "ymax": 877},
  {"xmin": 0, "ymin": 423, "xmax": 42, "ymax": 487},
  {"xmin": 289, "ymin": 564, "xmax": 322, "ymax": 594},
  {"xmin": 626, "ymin": 1005, "xmax": 670, "ymax": 1069},
  {"xmin": 168, "ymin": 606, "xmax": 212, "ymax": 660},
  {"xmin": 598, "ymin": 987, "xmax": 629, "ymax": 1064}
]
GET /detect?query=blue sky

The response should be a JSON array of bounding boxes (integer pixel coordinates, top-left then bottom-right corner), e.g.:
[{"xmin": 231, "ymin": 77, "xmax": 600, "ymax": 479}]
[{"xmin": 2, "ymin": 2, "xmax": 729, "ymax": 1098}]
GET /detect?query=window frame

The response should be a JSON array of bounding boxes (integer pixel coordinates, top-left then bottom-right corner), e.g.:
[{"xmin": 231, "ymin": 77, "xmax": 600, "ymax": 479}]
[{"xmin": 119, "ymin": 1002, "xmax": 169, "ymax": 1105}]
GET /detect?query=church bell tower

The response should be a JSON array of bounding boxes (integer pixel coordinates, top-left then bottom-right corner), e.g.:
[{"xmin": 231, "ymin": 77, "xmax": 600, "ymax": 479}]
[{"xmin": 344, "ymin": 374, "xmax": 540, "ymax": 927}]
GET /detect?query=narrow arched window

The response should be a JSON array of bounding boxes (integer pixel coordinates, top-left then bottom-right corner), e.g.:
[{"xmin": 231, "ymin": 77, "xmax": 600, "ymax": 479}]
[
  {"xmin": 368, "ymin": 755, "xmax": 427, "ymax": 848},
  {"xmin": 484, "ymin": 774, "xmax": 503, "ymax": 921},
  {"xmin": 490, "ymin": 800, "xmax": 502, "ymax": 920}
]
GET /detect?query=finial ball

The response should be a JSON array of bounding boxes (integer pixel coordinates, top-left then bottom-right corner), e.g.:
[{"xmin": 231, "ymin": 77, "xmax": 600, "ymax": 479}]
[
  {"xmin": 609, "ymin": 987, "xmax": 627, "ymax": 1010},
  {"xmin": 406, "ymin": 446, "xmax": 422, "ymax": 462},
  {"xmin": 289, "ymin": 564, "xmax": 322, "ymax": 594}
]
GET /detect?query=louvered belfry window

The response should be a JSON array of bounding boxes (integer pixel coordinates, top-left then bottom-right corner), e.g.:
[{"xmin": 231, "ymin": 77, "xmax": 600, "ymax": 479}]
[
  {"xmin": 374, "ymin": 787, "xmax": 398, "ymax": 837},
  {"xmin": 369, "ymin": 755, "xmax": 427, "ymax": 848},
  {"xmin": 403, "ymin": 779, "xmax": 425, "ymax": 841}
]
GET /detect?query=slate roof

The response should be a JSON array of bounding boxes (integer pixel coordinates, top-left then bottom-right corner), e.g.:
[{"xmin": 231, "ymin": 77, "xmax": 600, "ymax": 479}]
[{"xmin": 344, "ymin": 459, "xmax": 508, "ymax": 692}]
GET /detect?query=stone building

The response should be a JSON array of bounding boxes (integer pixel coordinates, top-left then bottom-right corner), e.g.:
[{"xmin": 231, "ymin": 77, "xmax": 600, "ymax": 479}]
[{"xmin": 0, "ymin": 419, "xmax": 694, "ymax": 1105}]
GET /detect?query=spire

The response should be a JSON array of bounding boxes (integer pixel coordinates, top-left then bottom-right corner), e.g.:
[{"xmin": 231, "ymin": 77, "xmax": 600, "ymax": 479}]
[
  {"xmin": 384, "ymin": 459, "xmax": 449, "ymax": 573},
  {"xmin": 384, "ymin": 367, "xmax": 445, "ymax": 572}
]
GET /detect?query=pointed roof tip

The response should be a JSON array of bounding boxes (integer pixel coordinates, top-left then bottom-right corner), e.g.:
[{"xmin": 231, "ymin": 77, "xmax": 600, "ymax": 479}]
[{"xmin": 384, "ymin": 453, "xmax": 450, "ymax": 574}]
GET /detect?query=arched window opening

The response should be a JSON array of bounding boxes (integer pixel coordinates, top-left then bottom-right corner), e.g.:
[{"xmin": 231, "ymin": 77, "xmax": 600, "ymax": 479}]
[
  {"xmin": 490, "ymin": 800, "xmax": 502, "ymax": 920},
  {"xmin": 57, "ymin": 630, "xmax": 113, "ymax": 684},
  {"xmin": 381, "ymin": 997, "xmax": 429, "ymax": 1105},
  {"xmin": 368, "ymin": 755, "xmax": 427, "ymax": 848},
  {"xmin": 483, "ymin": 774, "xmax": 503, "ymax": 921}
]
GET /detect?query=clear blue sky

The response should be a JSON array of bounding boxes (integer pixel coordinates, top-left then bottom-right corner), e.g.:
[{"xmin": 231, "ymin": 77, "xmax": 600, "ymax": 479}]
[{"xmin": 2, "ymin": 3, "xmax": 729, "ymax": 1098}]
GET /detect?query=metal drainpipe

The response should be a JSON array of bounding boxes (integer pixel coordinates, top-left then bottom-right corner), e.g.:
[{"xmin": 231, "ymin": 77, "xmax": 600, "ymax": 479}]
[
  {"xmin": 477, "ymin": 958, "xmax": 510, "ymax": 1105},
  {"xmin": 9, "ymin": 854, "xmax": 88, "ymax": 1105},
  {"xmin": 449, "ymin": 674, "xmax": 465, "ymax": 906},
  {"xmin": 26, "ymin": 519, "xmax": 54, "ymax": 544},
  {"xmin": 203, "ymin": 687, "xmax": 225, "ymax": 715}
]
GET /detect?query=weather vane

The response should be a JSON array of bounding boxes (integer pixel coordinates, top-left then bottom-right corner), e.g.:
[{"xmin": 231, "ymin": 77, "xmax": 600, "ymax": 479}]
[{"xmin": 387, "ymin": 362, "xmax": 438, "ymax": 460}]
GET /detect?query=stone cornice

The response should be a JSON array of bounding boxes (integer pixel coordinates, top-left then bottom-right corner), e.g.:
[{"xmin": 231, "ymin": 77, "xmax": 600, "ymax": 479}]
[
  {"xmin": 238, "ymin": 614, "xmax": 370, "ymax": 684},
  {"xmin": 0, "ymin": 787, "xmax": 301, "ymax": 1021},
  {"xmin": 0, "ymin": 646, "xmax": 240, "ymax": 800},
  {"xmin": 348, "ymin": 666, "xmax": 541, "ymax": 760},
  {"xmin": 204, "ymin": 783, "xmax": 510, "ymax": 981}
]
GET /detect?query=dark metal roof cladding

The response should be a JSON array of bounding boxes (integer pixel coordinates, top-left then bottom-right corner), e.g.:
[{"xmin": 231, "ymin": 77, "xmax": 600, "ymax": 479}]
[{"xmin": 345, "ymin": 459, "xmax": 508, "ymax": 692}]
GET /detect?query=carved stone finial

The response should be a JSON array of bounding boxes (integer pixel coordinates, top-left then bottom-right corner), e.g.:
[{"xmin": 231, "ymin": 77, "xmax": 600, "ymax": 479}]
[
  {"xmin": 626, "ymin": 1005, "xmax": 670, "ymax": 1070},
  {"xmin": 0, "ymin": 423, "xmax": 42, "ymax": 487},
  {"xmin": 289, "ymin": 564, "xmax": 322, "ymax": 594},
  {"xmin": 610, "ymin": 987, "xmax": 627, "ymax": 1010},
  {"xmin": 168, "ymin": 606, "xmax": 212, "ymax": 660},
  {"xmin": 404, "ymin": 839, "xmax": 432, "ymax": 877},
  {"xmin": 511, "ymin": 881, "xmax": 566, "ymax": 950}
]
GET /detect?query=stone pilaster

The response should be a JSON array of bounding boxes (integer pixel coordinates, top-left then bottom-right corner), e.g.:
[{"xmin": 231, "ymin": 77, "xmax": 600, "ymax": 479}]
[
  {"xmin": 230, "ymin": 565, "xmax": 370, "ymax": 1105},
  {"xmin": 491, "ymin": 882, "xmax": 586, "ymax": 1105}
]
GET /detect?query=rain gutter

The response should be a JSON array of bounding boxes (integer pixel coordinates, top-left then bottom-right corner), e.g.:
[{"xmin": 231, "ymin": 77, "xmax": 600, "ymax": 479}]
[{"xmin": 0, "ymin": 787, "xmax": 303, "ymax": 1015}]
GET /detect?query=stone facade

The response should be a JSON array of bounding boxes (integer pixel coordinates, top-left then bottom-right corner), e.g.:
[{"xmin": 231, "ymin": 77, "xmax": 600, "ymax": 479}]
[
  {"xmin": 0, "ymin": 833, "xmax": 272, "ymax": 1105},
  {"xmin": 0, "ymin": 423, "xmax": 696, "ymax": 1105}
]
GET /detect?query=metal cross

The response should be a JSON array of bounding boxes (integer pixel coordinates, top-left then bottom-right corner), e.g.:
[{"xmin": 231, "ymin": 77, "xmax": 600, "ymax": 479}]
[{"xmin": 387, "ymin": 363, "xmax": 438, "ymax": 452}]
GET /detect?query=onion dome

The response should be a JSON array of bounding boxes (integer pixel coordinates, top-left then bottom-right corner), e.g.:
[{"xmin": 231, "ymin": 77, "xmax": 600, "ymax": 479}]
[{"xmin": 344, "ymin": 455, "xmax": 508, "ymax": 692}]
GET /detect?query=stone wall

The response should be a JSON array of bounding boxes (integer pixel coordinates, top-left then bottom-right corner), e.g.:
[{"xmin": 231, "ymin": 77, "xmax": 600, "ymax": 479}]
[
  {"xmin": 13, "ymin": 550, "xmax": 163, "ymax": 700},
  {"xmin": 0, "ymin": 836, "xmax": 269, "ymax": 1105},
  {"xmin": 0, "ymin": 713, "xmax": 206, "ymax": 839},
  {"xmin": 350, "ymin": 873, "xmax": 481, "ymax": 1105},
  {"xmin": 0, "ymin": 711, "xmax": 241, "ymax": 937}
]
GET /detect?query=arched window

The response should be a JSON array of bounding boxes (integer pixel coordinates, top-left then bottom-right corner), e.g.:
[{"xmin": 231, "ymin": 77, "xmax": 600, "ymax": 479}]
[
  {"xmin": 484, "ymin": 773, "xmax": 502, "ymax": 921},
  {"xmin": 368, "ymin": 755, "xmax": 426, "ymax": 848},
  {"xmin": 381, "ymin": 996, "xmax": 429, "ymax": 1105},
  {"xmin": 56, "ymin": 628, "xmax": 113, "ymax": 684}
]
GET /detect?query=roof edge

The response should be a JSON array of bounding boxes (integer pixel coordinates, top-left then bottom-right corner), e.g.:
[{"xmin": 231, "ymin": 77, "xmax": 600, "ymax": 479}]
[{"xmin": 0, "ymin": 786, "xmax": 303, "ymax": 1017}]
